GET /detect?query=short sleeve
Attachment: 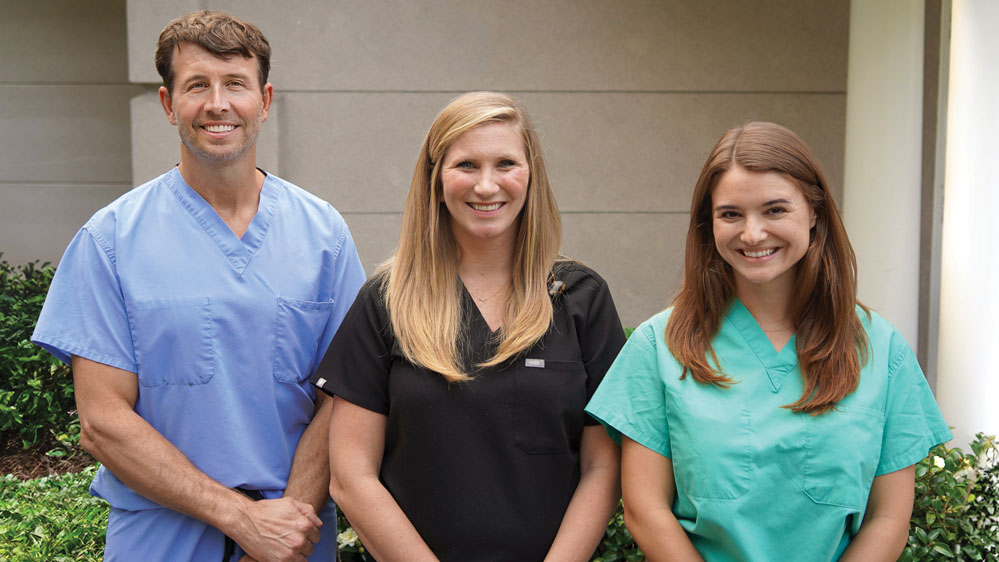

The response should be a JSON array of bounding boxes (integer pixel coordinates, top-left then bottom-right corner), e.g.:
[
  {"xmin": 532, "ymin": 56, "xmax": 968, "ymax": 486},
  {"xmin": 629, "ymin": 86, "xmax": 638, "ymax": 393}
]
[
  {"xmin": 876, "ymin": 331, "xmax": 953, "ymax": 475},
  {"xmin": 572, "ymin": 268, "xmax": 627, "ymax": 424},
  {"xmin": 585, "ymin": 321, "xmax": 672, "ymax": 458},
  {"xmin": 312, "ymin": 220, "xmax": 367, "ymax": 373},
  {"xmin": 311, "ymin": 278, "xmax": 393, "ymax": 415},
  {"xmin": 32, "ymin": 226, "xmax": 137, "ymax": 372}
]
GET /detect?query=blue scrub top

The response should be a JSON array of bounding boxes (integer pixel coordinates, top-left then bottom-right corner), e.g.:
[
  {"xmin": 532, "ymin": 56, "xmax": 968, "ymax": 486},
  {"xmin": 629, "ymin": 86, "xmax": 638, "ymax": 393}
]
[
  {"xmin": 586, "ymin": 300, "xmax": 952, "ymax": 562},
  {"xmin": 33, "ymin": 167, "xmax": 366, "ymax": 510}
]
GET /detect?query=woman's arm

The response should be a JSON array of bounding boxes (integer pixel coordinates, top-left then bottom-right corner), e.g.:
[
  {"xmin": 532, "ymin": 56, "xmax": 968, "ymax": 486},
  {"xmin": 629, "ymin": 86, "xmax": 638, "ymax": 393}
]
[
  {"xmin": 543, "ymin": 425, "xmax": 621, "ymax": 561},
  {"xmin": 839, "ymin": 466, "xmax": 915, "ymax": 561},
  {"xmin": 328, "ymin": 396, "xmax": 438, "ymax": 562},
  {"xmin": 621, "ymin": 436, "xmax": 703, "ymax": 562}
]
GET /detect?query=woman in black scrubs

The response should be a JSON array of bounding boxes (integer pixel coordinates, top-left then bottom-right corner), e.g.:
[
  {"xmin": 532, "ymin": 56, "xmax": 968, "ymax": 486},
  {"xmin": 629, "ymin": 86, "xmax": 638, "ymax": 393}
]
[{"xmin": 312, "ymin": 91, "xmax": 625, "ymax": 561}]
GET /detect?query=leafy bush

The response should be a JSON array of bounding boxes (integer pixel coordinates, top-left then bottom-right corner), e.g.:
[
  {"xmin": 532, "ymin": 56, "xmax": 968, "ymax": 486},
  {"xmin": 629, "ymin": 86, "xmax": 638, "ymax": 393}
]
[
  {"xmin": 592, "ymin": 501, "xmax": 644, "ymax": 561},
  {"xmin": 0, "ymin": 255, "xmax": 74, "ymax": 449},
  {"xmin": 900, "ymin": 433, "xmax": 999, "ymax": 561},
  {"xmin": 0, "ymin": 465, "xmax": 107, "ymax": 561}
]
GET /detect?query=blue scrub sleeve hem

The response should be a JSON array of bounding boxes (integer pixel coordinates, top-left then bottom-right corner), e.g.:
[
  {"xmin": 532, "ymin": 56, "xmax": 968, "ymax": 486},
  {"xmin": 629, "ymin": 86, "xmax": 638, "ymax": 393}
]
[
  {"xmin": 32, "ymin": 334, "xmax": 137, "ymax": 373},
  {"xmin": 585, "ymin": 408, "xmax": 672, "ymax": 459},
  {"xmin": 875, "ymin": 425, "xmax": 954, "ymax": 476}
]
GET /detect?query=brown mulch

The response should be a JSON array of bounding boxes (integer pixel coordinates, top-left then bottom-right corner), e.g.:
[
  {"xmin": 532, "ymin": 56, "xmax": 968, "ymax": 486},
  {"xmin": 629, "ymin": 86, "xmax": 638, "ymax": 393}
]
[{"xmin": 1, "ymin": 435, "xmax": 95, "ymax": 480}]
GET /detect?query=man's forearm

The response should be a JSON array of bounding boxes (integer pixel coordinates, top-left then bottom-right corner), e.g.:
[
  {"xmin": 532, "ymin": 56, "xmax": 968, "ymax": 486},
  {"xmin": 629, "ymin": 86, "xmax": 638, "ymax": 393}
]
[
  {"xmin": 283, "ymin": 392, "xmax": 334, "ymax": 513},
  {"xmin": 73, "ymin": 356, "xmax": 320, "ymax": 562}
]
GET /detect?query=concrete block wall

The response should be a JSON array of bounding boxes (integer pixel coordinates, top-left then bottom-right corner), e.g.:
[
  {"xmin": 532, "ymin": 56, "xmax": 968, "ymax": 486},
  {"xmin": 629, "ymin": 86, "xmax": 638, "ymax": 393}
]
[
  {"xmin": 4, "ymin": 1, "xmax": 849, "ymax": 329},
  {"xmin": 0, "ymin": 0, "xmax": 145, "ymax": 266}
]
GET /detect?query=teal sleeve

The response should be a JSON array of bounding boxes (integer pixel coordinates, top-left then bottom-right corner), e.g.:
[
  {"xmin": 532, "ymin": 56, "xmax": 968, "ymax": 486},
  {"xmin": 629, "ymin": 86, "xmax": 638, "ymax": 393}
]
[
  {"xmin": 585, "ymin": 321, "xmax": 672, "ymax": 458},
  {"xmin": 876, "ymin": 330, "xmax": 953, "ymax": 475}
]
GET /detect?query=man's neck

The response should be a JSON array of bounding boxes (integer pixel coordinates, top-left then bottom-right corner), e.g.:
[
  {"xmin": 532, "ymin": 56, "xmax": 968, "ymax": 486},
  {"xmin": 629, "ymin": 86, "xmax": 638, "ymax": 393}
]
[{"xmin": 177, "ymin": 151, "xmax": 264, "ymax": 238}]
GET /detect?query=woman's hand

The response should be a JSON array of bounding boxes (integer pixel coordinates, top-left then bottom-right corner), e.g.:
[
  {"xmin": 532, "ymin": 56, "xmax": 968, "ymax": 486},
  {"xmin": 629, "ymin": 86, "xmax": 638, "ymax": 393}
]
[
  {"xmin": 621, "ymin": 436, "xmax": 703, "ymax": 562},
  {"xmin": 328, "ymin": 396, "xmax": 439, "ymax": 562}
]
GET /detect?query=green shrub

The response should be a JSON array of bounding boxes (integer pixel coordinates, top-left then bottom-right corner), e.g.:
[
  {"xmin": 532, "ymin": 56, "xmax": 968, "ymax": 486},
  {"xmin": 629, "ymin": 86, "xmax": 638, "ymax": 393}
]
[
  {"xmin": 592, "ymin": 500, "xmax": 644, "ymax": 561},
  {"xmin": 0, "ymin": 465, "xmax": 107, "ymax": 561},
  {"xmin": 0, "ymin": 255, "xmax": 74, "ymax": 449},
  {"xmin": 900, "ymin": 433, "xmax": 999, "ymax": 561}
]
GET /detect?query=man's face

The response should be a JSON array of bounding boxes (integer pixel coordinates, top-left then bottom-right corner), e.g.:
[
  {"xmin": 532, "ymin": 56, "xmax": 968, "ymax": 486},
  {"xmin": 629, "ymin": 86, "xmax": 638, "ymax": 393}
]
[{"xmin": 159, "ymin": 43, "xmax": 272, "ymax": 164}]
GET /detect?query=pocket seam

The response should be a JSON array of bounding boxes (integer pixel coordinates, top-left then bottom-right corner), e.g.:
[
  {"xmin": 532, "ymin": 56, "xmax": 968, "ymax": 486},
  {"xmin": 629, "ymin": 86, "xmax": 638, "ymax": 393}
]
[
  {"xmin": 273, "ymin": 297, "xmax": 335, "ymax": 384},
  {"xmin": 682, "ymin": 409, "xmax": 753, "ymax": 500},
  {"xmin": 129, "ymin": 296, "xmax": 215, "ymax": 388},
  {"xmin": 512, "ymin": 359, "xmax": 585, "ymax": 455},
  {"xmin": 803, "ymin": 409, "xmax": 885, "ymax": 508}
]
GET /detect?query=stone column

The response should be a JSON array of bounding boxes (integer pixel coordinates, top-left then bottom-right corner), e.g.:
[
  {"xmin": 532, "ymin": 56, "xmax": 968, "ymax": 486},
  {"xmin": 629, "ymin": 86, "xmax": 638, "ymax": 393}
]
[
  {"xmin": 935, "ymin": 0, "xmax": 999, "ymax": 448},
  {"xmin": 842, "ymin": 0, "xmax": 925, "ymax": 350}
]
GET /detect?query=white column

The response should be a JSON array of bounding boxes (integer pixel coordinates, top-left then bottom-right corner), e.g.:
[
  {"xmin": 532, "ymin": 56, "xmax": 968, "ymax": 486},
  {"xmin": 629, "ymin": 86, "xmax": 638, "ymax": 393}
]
[
  {"xmin": 935, "ymin": 0, "xmax": 999, "ymax": 448},
  {"xmin": 842, "ymin": 1, "xmax": 925, "ymax": 349}
]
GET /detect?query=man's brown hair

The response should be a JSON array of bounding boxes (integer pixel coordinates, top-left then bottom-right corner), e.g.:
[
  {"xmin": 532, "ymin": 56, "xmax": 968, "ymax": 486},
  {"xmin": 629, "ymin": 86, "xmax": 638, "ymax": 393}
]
[{"xmin": 155, "ymin": 11, "xmax": 271, "ymax": 93}]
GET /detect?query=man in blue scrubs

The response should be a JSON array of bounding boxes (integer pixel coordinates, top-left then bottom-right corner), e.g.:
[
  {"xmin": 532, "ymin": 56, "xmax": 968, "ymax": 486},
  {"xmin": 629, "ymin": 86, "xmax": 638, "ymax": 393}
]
[{"xmin": 32, "ymin": 11, "xmax": 365, "ymax": 562}]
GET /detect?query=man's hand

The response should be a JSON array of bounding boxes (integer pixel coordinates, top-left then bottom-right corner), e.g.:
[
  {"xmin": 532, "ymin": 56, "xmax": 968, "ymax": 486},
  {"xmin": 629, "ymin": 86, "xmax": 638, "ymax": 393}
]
[{"xmin": 234, "ymin": 497, "xmax": 322, "ymax": 562}]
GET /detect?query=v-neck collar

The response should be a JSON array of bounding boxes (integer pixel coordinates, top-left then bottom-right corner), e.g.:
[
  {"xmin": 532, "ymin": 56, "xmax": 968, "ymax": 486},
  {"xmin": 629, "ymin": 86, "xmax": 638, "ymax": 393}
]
[
  {"xmin": 460, "ymin": 282, "xmax": 502, "ymax": 336},
  {"xmin": 165, "ymin": 167, "xmax": 279, "ymax": 275},
  {"xmin": 726, "ymin": 298, "xmax": 799, "ymax": 392}
]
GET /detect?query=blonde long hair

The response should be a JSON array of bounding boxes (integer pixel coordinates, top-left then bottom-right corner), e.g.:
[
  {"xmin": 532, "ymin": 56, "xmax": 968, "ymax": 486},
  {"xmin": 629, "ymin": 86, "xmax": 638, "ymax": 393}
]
[{"xmin": 381, "ymin": 92, "xmax": 562, "ymax": 382}]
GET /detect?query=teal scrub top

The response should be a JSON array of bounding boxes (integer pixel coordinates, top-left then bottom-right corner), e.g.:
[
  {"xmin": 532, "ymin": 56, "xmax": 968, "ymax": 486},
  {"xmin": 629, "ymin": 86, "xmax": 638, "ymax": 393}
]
[{"xmin": 585, "ymin": 300, "xmax": 952, "ymax": 562}]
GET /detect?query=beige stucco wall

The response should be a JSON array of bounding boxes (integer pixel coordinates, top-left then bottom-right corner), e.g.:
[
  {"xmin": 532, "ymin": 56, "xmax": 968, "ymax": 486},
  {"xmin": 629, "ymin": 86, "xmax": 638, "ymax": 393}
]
[
  {"xmin": 0, "ymin": 0, "xmax": 144, "ymax": 267},
  {"xmin": 2, "ymin": 0, "xmax": 849, "ymax": 329}
]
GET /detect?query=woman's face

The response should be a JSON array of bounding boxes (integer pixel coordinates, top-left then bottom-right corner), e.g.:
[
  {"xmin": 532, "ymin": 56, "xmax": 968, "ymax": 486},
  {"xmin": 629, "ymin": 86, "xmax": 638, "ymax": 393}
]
[
  {"xmin": 711, "ymin": 166, "xmax": 816, "ymax": 297},
  {"xmin": 440, "ymin": 121, "xmax": 529, "ymax": 251}
]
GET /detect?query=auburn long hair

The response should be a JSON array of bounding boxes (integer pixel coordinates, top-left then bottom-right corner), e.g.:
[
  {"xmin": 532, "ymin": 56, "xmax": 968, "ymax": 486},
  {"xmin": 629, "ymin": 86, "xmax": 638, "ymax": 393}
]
[
  {"xmin": 665, "ymin": 122, "xmax": 869, "ymax": 413},
  {"xmin": 381, "ymin": 92, "xmax": 562, "ymax": 382}
]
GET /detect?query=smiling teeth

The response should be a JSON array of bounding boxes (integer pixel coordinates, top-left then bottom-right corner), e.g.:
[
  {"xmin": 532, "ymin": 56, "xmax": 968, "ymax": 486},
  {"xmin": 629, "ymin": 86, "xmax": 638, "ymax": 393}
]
[
  {"xmin": 204, "ymin": 124, "xmax": 235, "ymax": 133},
  {"xmin": 471, "ymin": 202, "xmax": 502, "ymax": 211},
  {"xmin": 744, "ymin": 248, "xmax": 776, "ymax": 258}
]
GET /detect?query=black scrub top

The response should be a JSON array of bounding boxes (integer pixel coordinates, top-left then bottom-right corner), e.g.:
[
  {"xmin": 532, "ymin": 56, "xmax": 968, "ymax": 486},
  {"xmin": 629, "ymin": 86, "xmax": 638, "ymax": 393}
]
[{"xmin": 313, "ymin": 261, "xmax": 625, "ymax": 562}]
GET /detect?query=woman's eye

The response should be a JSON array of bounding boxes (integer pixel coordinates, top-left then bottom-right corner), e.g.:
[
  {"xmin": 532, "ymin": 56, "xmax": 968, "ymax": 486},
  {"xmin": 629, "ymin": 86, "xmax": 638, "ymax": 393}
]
[
  {"xmin": 718, "ymin": 210, "xmax": 739, "ymax": 219},
  {"xmin": 498, "ymin": 159, "xmax": 517, "ymax": 168},
  {"xmin": 456, "ymin": 161, "xmax": 474, "ymax": 169},
  {"xmin": 766, "ymin": 206, "xmax": 788, "ymax": 216}
]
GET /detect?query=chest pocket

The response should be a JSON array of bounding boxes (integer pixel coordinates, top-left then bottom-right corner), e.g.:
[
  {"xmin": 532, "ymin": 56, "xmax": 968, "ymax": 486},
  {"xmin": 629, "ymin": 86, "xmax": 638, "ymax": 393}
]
[
  {"xmin": 273, "ymin": 296, "xmax": 335, "ymax": 383},
  {"xmin": 513, "ymin": 359, "xmax": 587, "ymax": 454},
  {"xmin": 669, "ymin": 405, "xmax": 753, "ymax": 500},
  {"xmin": 803, "ymin": 406, "xmax": 885, "ymax": 509},
  {"xmin": 129, "ymin": 296, "xmax": 215, "ymax": 387}
]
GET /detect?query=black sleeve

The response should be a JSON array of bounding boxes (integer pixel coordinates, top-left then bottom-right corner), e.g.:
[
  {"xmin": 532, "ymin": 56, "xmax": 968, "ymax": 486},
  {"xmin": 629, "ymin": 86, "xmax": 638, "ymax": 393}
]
[
  {"xmin": 311, "ymin": 277, "xmax": 393, "ymax": 415},
  {"xmin": 560, "ymin": 263, "xmax": 627, "ymax": 424}
]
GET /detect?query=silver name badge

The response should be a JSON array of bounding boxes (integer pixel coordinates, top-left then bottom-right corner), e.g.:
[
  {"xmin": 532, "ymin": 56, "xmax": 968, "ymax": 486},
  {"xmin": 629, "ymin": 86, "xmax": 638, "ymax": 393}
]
[
  {"xmin": 525, "ymin": 358, "xmax": 545, "ymax": 368},
  {"xmin": 315, "ymin": 377, "xmax": 327, "ymax": 388}
]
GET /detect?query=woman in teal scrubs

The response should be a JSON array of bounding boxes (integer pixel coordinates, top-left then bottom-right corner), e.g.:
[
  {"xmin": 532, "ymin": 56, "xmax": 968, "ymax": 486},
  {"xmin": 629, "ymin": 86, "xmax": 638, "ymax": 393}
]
[{"xmin": 586, "ymin": 122, "xmax": 951, "ymax": 561}]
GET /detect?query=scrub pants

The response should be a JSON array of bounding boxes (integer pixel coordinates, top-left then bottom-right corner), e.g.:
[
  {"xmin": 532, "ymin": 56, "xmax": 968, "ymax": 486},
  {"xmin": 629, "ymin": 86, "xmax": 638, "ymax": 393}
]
[{"xmin": 105, "ymin": 500, "xmax": 337, "ymax": 561}]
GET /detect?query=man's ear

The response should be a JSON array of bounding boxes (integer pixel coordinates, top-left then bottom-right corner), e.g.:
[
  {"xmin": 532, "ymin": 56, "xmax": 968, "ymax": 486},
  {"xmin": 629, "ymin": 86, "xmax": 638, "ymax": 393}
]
[
  {"xmin": 260, "ymin": 82, "xmax": 274, "ymax": 123},
  {"xmin": 159, "ymin": 86, "xmax": 177, "ymax": 126}
]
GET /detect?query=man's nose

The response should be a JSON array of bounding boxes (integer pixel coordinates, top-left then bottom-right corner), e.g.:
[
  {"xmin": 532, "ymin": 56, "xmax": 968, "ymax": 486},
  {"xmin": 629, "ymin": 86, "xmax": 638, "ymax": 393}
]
[{"xmin": 205, "ymin": 85, "xmax": 230, "ymax": 113}]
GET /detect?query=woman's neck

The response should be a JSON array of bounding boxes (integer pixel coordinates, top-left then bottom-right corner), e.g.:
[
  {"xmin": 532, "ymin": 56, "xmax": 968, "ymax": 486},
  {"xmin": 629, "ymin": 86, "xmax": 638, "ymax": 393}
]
[{"xmin": 735, "ymin": 277, "xmax": 796, "ymax": 351}]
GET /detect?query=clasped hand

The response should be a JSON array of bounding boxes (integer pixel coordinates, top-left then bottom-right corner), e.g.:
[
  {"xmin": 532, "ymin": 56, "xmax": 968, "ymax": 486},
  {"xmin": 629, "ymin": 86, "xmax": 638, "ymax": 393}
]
[{"xmin": 236, "ymin": 497, "xmax": 322, "ymax": 562}]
